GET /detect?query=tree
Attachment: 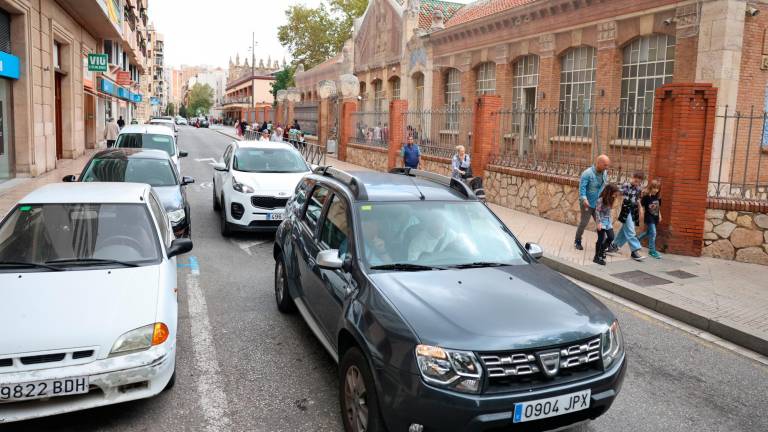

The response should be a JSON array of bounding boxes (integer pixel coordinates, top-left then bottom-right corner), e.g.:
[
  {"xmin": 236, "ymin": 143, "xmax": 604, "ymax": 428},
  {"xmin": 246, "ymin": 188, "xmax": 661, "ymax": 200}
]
[
  {"xmin": 187, "ymin": 83, "xmax": 214, "ymax": 116},
  {"xmin": 278, "ymin": 0, "xmax": 367, "ymax": 69},
  {"xmin": 271, "ymin": 66, "xmax": 295, "ymax": 103},
  {"xmin": 165, "ymin": 103, "xmax": 175, "ymax": 116},
  {"xmin": 179, "ymin": 104, "xmax": 188, "ymax": 118}
]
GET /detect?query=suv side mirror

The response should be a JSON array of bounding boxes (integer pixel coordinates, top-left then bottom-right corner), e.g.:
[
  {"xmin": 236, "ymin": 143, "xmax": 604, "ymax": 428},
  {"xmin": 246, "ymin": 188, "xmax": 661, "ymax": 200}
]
[
  {"xmin": 317, "ymin": 249, "xmax": 343, "ymax": 270},
  {"xmin": 525, "ymin": 242, "xmax": 543, "ymax": 259},
  {"xmin": 62, "ymin": 175, "xmax": 77, "ymax": 182},
  {"xmin": 167, "ymin": 238, "xmax": 193, "ymax": 258},
  {"xmin": 213, "ymin": 162, "xmax": 227, "ymax": 172},
  {"xmin": 181, "ymin": 176, "xmax": 195, "ymax": 185},
  {"xmin": 179, "ymin": 151, "xmax": 189, "ymax": 158}
]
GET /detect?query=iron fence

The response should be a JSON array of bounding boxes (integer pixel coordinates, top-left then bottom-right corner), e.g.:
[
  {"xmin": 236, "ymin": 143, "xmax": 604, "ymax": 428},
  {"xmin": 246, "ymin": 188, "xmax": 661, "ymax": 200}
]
[
  {"xmin": 489, "ymin": 107, "xmax": 654, "ymax": 183},
  {"xmin": 295, "ymin": 141, "xmax": 327, "ymax": 166},
  {"xmin": 710, "ymin": 106, "xmax": 768, "ymax": 201},
  {"xmin": 294, "ymin": 102, "xmax": 319, "ymax": 136},
  {"xmin": 401, "ymin": 107, "xmax": 474, "ymax": 158},
  {"xmin": 350, "ymin": 111, "xmax": 389, "ymax": 148}
]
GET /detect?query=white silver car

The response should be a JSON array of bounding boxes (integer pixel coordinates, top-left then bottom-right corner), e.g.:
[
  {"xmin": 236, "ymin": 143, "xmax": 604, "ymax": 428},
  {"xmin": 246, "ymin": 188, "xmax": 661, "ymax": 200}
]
[
  {"xmin": 0, "ymin": 182, "xmax": 192, "ymax": 423},
  {"xmin": 212, "ymin": 141, "xmax": 311, "ymax": 235},
  {"xmin": 114, "ymin": 124, "xmax": 186, "ymax": 172}
]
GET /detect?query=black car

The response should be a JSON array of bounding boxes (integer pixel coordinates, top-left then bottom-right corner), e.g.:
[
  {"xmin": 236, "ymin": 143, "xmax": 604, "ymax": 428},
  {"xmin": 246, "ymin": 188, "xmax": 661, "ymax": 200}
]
[
  {"xmin": 198, "ymin": 117, "xmax": 210, "ymax": 128},
  {"xmin": 63, "ymin": 148, "xmax": 195, "ymax": 237},
  {"xmin": 273, "ymin": 167, "xmax": 626, "ymax": 432}
]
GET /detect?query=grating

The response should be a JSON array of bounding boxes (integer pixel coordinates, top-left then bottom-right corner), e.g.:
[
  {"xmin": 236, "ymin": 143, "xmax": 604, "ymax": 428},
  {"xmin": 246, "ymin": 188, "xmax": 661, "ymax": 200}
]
[
  {"xmin": 611, "ymin": 270, "xmax": 673, "ymax": 287},
  {"xmin": 665, "ymin": 270, "xmax": 698, "ymax": 279}
]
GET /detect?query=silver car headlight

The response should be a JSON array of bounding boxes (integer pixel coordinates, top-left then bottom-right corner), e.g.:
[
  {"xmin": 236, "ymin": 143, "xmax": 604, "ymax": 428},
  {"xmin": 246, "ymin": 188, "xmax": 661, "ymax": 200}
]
[
  {"xmin": 232, "ymin": 178, "xmax": 254, "ymax": 194},
  {"xmin": 601, "ymin": 320, "xmax": 624, "ymax": 369},
  {"xmin": 167, "ymin": 208, "xmax": 186, "ymax": 225},
  {"xmin": 109, "ymin": 323, "xmax": 170, "ymax": 356},
  {"xmin": 415, "ymin": 345, "xmax": 482, "ymax": 394}
]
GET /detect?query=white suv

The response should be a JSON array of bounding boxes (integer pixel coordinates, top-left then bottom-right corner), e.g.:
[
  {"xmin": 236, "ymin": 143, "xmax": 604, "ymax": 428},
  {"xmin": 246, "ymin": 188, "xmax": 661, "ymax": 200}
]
[
  {"xmin": 212, "ymin": 141, "xmax": 311, "ymax": 236},
  {"xmin": 0, "ymin": 183, "xmax": 192, "ymax": 422}
]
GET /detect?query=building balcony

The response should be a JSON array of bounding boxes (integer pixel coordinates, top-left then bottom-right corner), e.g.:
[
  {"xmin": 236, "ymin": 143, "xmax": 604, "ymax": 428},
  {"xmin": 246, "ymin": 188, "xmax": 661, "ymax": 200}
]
[
  {"xmin": 57, "ymin": 0, "xmax": 123, "ymax": 39},
  {"xmin": 222, "ymin": 97, "xmax": 252, "ymax": 107}
]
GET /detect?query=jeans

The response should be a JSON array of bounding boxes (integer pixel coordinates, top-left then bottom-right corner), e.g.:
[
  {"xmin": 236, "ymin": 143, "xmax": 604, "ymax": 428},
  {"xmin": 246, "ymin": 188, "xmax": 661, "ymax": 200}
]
[
  {"xmin": 575, "ymin": 205, "xmax": 595, "ymax": 243},
  {"xmin": 637, "ymin": 223, "xmax": 657, "ymax": 252},
  {"xmin": 613, "ymin": 213, "xmax": 642, "ymax": 252},
  {"xmin": 596, "ymin": 228, "xmax": 615, "ymax": 258}
]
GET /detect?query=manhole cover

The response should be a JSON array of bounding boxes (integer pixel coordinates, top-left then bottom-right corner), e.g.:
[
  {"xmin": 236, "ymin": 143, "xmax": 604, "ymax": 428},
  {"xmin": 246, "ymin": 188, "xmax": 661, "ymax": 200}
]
[
  {"xmin": 611, "ymin": 270, "xmax": 673, "ymax": 287},
  {"xmin": 665, "ymin": 270, "xmax": 698, "ymax": 279}
]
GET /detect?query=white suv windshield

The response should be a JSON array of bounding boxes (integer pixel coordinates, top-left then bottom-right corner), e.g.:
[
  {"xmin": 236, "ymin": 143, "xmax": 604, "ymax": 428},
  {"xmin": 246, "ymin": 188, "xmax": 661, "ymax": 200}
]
[
  {"xmin": 115, "ymin": 133, "xmax": 176, "ymax": 156},
  {"xmin": 356, "ymin": 201, "xmax": 526, "ymax": 268},
  {"xmin": 0, "ymin": 203, "xmax": 161, "ymax": 270},
  {"xmin": 233, "ymin": 148, "xmax": 309, "ymax": 173}
]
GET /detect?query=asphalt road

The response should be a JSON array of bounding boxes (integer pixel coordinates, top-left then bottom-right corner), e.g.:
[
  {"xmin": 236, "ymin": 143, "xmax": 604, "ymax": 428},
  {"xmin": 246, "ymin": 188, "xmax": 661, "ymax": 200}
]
[{"xmin": 5, "ymin": 126, "xmax": 768, "ymax": 432}]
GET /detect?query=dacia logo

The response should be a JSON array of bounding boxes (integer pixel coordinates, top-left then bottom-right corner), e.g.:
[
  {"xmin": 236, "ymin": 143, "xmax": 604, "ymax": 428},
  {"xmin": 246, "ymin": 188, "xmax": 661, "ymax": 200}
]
[{"xmin": 537, "ymin": 351, "xmax": 560, "ymax": 378}]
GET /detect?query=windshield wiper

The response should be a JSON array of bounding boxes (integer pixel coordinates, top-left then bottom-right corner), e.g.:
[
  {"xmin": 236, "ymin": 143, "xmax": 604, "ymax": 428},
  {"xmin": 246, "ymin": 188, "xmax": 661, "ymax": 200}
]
[
  {"xmin": 370, "ymin": 263, "xmax": 445, "ymax": 271},
  {"xmin": 449, "ymin": 261, "xmax": 511, "ymax": 269},
  {"xmin": 46, "ymin": 258, "xmax": 140, "ymax": 268},
  {"xmin": 0, "ymin": 261, "xmax": 65, "ymax": 271}
]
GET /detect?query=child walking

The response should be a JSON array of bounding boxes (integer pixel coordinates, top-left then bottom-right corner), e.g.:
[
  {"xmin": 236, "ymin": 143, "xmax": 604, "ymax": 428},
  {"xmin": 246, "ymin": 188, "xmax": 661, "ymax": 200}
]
[
  {"xmin": 608, "ymin": 171, "xmax": 646, "ymax": 261},
  {"xmin": 638, "ymin": 179, "xmax": 663, "ymax": 259},
  {"xmin": 593, "ymin": 183, "xmax": 620, "ymax": 266}
]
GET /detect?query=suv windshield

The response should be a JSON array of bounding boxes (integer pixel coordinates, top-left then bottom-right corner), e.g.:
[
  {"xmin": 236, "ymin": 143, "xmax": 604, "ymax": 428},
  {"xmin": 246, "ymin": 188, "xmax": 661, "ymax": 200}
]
[
  {"xmin": 0, "ymin": 203, "xmax": 161, "ymax": 270},
  {"xmin": 233, "ymin": 148, "xmax": 309, "ymax": 173},
  {"xmin": 356, "ymin": 201, "xmax": 526, "ymax": 268},
  {"xmin": 81, "ymin": 158, "xmax": 178, "ymax": 187},
  {"xmin": 115, "ymin": 133, "xmax": 176, "ymax": 156}
]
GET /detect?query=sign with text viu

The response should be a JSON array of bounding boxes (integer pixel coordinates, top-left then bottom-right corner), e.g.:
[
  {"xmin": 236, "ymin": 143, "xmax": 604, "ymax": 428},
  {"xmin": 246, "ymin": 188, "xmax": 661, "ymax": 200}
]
[{"xmin": 87, "ymin": 54, "xmax": 108, "ymax": 72}]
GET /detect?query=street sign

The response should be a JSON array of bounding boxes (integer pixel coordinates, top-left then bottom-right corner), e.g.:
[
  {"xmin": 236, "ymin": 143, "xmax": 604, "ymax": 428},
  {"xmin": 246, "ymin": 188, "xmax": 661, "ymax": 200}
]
[{"xmin": 87, "ymin": 54, "xmax": 108, "ymax": 72}]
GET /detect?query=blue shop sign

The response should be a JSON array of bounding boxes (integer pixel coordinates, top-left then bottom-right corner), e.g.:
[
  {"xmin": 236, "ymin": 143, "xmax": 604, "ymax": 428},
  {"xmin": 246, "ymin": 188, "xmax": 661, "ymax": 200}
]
[
  {"xmin": 99, "ymin": 78, "xmax": 116, "ymax": 96},
  {"xmin": 117, "ymin": 87, "xmax": 129, "ymax": 100},
  {"xmin": 132, "ymin": 93, "xmax": 143, "ymax": 103},
  {"xmin": 0, "ymin": 51, "xmax": 20, "ymax": 80}
]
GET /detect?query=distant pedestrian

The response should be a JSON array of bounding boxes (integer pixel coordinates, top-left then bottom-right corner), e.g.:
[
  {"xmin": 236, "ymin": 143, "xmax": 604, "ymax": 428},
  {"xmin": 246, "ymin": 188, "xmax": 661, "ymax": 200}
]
[
  {"xmin": 239, "ymin": 120, "xmax": 247, "ymax": 137},
  {"xmin": 259, "ymin": 130, "xmax": 270, "ymax": 142},
  {"xmin": 638, "ymin": 179, "xmax": 663, "ymax": 259},
  {"xmin": 260, "ymin": 121, "xmax": 268, "ymax": 133},
  {"xmin": 105, "ymin": 118, "xmax": 119, "ymax": 147},
  {"xmin": 609, "ymin": 171, "xmax": 646, "ymax": 261},
  {"xmin": 575, "ymin": 155, "xmax": 610, "ymax": 250},
  {"xmin": 271, "ymin": 127, "xmax": 283, "ymax": 142},
  {"xmin": 593, "ymin": 183, "xmax": 620, "ymax": 266},
  {"xmin": 234, "ymin": 120, "xmax": 241, "ymax": 137},
  {"xmin": 373, "ymin": 123, "xmax": 382, "ymax": 143},
  {"xmin": 451, "ymin": 145, "xmax": 471, "ymax": 180},
  {"xmin": 297, "ymin": 132, "xmax": 306, "ymax": 149},
  {"xmin": 117, "ymin": 116, "xmax": 125, "ymax": 129},
  {"xmin": 401, "ymin": 135, "xmax": 420, "ymax": 169}
]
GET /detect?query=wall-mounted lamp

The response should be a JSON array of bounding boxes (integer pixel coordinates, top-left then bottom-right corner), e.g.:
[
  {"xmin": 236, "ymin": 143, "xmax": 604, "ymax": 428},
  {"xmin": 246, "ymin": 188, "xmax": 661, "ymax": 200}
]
[
  {"xmin": 663, "ymin": 17, "xmax": 677, "ymax": 26},
  {"xmin": 599, "ymin": 89, "xmax": 605, "ymax": 97},
  {"xmin": 747, "ymin": 6, "xmax": 760, "ymax": 17},
  {"xmin": 43, "ymin": 66, "xmax": 50, "ymax": 72},
  {"xmin": 538, "ymin": 91, "xmax": 546, "ymax": 100}
]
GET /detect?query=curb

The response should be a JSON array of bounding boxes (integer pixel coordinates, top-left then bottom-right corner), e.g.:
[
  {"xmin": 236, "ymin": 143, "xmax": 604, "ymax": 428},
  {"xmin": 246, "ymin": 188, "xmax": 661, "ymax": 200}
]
[
  {"xmin": 213, "ymin": 128, "xmax": 242, "ymax": 141},
  {"xmin": 540, "ymin": 255, "xmax": 768, "ymax": 357}
]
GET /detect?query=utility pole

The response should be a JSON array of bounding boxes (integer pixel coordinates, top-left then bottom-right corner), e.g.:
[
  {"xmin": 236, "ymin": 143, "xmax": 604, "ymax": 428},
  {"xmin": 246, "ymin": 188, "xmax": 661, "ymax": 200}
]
[{"xmin": 250, "ymin": 32, "xmax": 256, "ymax": 109}]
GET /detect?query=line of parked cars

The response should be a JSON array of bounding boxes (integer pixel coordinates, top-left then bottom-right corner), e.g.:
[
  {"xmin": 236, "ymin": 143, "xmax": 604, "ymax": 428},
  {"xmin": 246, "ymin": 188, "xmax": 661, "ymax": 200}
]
[{"xmin": 0, "ymin": 119, "xmax": 194, "ymax": 422}]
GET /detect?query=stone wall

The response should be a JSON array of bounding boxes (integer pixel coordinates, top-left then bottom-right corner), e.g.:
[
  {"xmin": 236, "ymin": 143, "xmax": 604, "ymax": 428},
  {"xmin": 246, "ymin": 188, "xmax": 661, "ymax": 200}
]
[
  {"xmin": 347, "ymin": 144, "xmax": 388, "ymax": 172},
  {"xmin": 702, "ymin": 209, "xmax": 768, "ymax": 266}
]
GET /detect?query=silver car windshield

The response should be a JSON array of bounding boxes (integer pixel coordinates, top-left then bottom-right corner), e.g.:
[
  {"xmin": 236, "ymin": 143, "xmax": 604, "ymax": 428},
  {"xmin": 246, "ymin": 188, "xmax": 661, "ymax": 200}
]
[
  {"xmin": 355, "ymin": 201, "xmax": 526, "ymax": 268},
  {"xmin": 0, "ymin": 203, "xmax": 161, "ymax": 269}
]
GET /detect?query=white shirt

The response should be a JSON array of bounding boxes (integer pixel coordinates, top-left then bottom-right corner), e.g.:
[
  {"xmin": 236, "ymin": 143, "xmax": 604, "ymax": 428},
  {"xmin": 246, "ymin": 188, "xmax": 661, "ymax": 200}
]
[{"xmin": 408, "ymin": 228, "xmax": 455, "ymax": 261}]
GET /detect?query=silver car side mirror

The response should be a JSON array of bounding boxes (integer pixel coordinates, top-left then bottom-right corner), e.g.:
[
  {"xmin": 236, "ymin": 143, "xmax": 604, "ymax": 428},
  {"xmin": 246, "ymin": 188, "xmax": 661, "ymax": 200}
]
[
  {"xmin": 317, "ymin": 249, "xmax": 343, "ymax": 270},
  {"xmin": 525, "ymin": 242, "xmax": 543, "ymax": 259},
  {"xmin": 213, "ymin": 162, "xmax": 227, "ymax": 172}
]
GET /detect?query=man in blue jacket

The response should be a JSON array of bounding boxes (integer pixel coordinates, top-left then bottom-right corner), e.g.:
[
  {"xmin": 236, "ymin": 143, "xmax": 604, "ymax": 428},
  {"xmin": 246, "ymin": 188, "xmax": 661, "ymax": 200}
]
[
  {"xmin": 401, "ymin": 135, "xmax": 420, "ymax": 169},
  {"xmin": 575, "ymin": 155, "xmax": 610, "ymax": 250}
]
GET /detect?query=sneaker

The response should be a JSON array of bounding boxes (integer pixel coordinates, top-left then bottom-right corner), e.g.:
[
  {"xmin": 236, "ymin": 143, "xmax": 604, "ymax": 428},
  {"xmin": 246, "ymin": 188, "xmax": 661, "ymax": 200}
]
[
  {"xmin": 593, "ymin": 256, "xmax": 606, "ymax": 266},
  {"xmin": 605, "ymin": 244, "xmax": 619, "ymax": 254},
  {"xmin": 574, "ymin": 241, "xmax": 584, "ymax": 251},
  {"xmin": 631, "ymin": 251, "xmax": 646, "ymax": 261},
  {"xmin": 649, "ymin": 250, "xmax": 662, "ymax": 259}
]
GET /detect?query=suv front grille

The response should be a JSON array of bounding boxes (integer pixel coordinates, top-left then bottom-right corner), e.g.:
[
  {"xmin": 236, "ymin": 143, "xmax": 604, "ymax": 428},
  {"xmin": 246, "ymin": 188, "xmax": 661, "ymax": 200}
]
[
  {"xmin": 251, "ymin": 196, "xmax": 288, "ymax": 209},
  {"xmin": 479, "ymin": 337, "xmax": 603, "ymax": 393}
]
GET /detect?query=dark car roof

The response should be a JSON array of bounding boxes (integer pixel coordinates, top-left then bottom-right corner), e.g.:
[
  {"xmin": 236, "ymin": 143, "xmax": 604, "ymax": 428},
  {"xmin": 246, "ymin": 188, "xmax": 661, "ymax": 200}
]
[
  {"xmin": 314, "ymin": 170, "xmax": 474, "ymax": 202},
  {"xmin": 91, "ymin": 148, "xmax": 172, "ymax": 160}
]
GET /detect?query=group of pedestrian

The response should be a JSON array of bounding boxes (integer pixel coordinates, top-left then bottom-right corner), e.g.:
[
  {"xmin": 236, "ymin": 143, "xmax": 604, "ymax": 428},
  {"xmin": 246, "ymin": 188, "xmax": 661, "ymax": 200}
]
[
  {"xmin": 575, "ymin": 154, "xmax": 663, "ymax": 266},
  {"xmin": 105, "ymin": 116, "xmax": 126, "ymax": 147}
]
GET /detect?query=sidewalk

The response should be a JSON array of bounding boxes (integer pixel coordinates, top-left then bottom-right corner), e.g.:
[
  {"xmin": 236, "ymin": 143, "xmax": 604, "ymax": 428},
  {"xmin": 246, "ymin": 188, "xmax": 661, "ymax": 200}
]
[
  {"xmin": 0, "ymin": 149, "xmax": 99, "ymax": 217},
  {"xmin": 324, "ymin": 155, "xmax": 768, "ymax": 357}
]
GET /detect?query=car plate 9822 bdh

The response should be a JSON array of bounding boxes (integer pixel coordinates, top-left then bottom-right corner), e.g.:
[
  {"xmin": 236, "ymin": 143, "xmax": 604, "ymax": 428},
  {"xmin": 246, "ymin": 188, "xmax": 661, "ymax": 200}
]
[{"xmin": 0, "ymin": 377, "xmax": 89, "ymax": 402}]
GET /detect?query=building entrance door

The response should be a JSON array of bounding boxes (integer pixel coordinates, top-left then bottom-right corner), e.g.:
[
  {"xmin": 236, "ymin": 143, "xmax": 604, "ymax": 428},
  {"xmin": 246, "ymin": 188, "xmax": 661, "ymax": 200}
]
[
  {"xmin": 85, "ymin": 93, "xmax": 96, "ymax": 149},
  {"xmin": 518, "ymin": 87, "xmax": 537, "ymax": 157},
  {"xmin": 55, "ymin": 72, "xmax": 63, "ymax": 159}
]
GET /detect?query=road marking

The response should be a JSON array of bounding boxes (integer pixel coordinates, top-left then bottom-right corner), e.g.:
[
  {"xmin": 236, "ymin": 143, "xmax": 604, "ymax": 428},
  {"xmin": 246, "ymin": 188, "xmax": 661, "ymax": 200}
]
[
  {"xmin": 195, "ymin": 157, "xmax": 217, "ymax": 164},
  {"xmin": 229, "ymin": 238, "xmax": 269, "ymax": 256},
  {"xmin": 183, "ymin": 256, "xmax": 232, "ymax": 431},
  {"xmin": 197, "ymin": 181, "xmax": 213, "ymax": 190}
]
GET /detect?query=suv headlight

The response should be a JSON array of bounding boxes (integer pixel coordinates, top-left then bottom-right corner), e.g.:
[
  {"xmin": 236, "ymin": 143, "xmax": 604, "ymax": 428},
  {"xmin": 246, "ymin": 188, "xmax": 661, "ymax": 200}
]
[
  {"xmin": 167, "ymin": 208, "xmax": 185, "ymax": 225},
  {"xmin": 601, "ymin": 320, "xmax": 624, "ymax": 369},
  {"xmin": 232, "ymin": 178, "xmax": 254, "ymax": 194},
  {"xmin": 415, "ymin": 345, "xmax": 482, "ymax": 394},
  {"xmin": 109, "ymin": 323, "xmax": 170, "ymax": 356}
]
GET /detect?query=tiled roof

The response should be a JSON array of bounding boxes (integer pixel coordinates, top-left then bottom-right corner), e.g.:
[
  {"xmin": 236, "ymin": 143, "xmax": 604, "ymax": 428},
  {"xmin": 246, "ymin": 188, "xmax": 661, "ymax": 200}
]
[
  {"xmin": 446, "ymin": 0, "xmax": 537, "ymax": 27},
  {"xmin": 419, "ymin": 0, "xmax": 465, "ymax": 29}
]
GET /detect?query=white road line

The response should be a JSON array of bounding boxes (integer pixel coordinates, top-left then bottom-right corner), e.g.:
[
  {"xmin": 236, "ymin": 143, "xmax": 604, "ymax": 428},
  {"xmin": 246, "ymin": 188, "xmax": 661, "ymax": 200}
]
[
  {"xmin": 186, "ymin": 269, "xmax": 232, "ymax": 431},
  {"xmin": 195, "ymin": 157, "xmax": 218, "ymax": 164},
  {"xmin": 229, "ymin": 238, "xmax": 269, "ymax": 256}
]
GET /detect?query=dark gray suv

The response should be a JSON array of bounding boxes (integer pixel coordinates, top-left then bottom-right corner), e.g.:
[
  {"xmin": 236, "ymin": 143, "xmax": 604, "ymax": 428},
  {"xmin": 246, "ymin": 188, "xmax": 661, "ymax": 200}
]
[{"xmin": 273, "ymin": 167, "xmax": 626, "ymax": 432}]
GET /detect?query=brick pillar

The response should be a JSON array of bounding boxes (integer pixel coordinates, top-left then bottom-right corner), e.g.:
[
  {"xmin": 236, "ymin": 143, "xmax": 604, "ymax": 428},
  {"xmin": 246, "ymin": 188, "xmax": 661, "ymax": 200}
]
[
  {"xmin": 471, "ymin": 95, "xmax": 503, "ymax": 179},
  {"xmin": 595, "ymin": 46, "xmax": 621, "ymax": 155},
  {"xmin": 338, "ymin": 100, "xmax": 357, "ymax": 162},
  {"xmin": 388, "ymin": 99, "xmax": 408, "ymax": 170},
  {"xmin": 649, "ymin": 83, "xmax": 718, "ymax": 256},
  {"xmin": 275, "ymin": 103, "xmax": 283, "ymax": 125},
  {"xmin": 287, "ymin": 102, "xmax": 295, "ymax": 127},
  {"xmin": 318, "ymin": 98, "xmax": 330, "ymax": 147}
]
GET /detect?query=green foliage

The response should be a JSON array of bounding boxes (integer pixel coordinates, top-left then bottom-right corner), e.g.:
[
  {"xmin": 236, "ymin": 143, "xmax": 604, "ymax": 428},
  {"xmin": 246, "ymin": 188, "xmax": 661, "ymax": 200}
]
[
  {"xmin": 271, "ymin": 66, "xmax": 295, "ymax": 102},
  {"xmin": 278, "ymin": 0, "xmax": 367, "ymax": 69},
  {"xmin": 188, "ymin": 83, "xmax": 214, "ymax": 116},
  {"xmin": 165, "ymin": 103, "xmax": 175, "ymax": 116},
  {"xmin": 179, "ymin": 104, "xmax": 188, "ymax": 118}
]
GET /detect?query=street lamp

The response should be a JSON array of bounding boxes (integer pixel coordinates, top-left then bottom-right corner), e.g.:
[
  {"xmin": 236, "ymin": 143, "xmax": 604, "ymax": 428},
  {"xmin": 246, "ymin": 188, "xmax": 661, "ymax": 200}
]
[{"xmin": 248, "ymin": 33, "xmax": 257, "ymax": 108}]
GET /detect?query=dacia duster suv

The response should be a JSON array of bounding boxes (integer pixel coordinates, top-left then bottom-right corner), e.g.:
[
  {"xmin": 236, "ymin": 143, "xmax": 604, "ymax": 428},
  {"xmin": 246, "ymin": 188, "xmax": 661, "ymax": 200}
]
[{"xmin": 273, "ymin": 167, "xmax": 626, "ymax": 432}]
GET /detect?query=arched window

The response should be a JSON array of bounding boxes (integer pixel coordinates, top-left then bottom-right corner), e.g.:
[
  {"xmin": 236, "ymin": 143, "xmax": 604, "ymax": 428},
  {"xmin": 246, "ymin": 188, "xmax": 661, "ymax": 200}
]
[
  {"xmin": 373, "ymin": 79, "xmax": 385, "ymax": 111},
  {"xmin": 413, "ymin": 72, "xmax": 424, "ymax": 110},
  {"xmin": 359, "ymin": 81, "xmax": 367, "ymax": 109},
  {"xmin": 559, "ymin": 46, "xmax": 597, "ymax": 137},
  {"xmin": 476, "ymin": 62, "xmax": 496, "ymax": 95},
  {"xmin": 444, "ymin": 68, "xmax": 461, "ymax": 130},
  {"xmin": 390, "ymin": 77, "xmax": 401, "ymax": 100},
  {"xmin": 512, "ymin": 55, "xmax": 539, "ymax": 136},
  {"xmin": 620, "ymin": 34, "xmax": 675, "ymax": 139}
]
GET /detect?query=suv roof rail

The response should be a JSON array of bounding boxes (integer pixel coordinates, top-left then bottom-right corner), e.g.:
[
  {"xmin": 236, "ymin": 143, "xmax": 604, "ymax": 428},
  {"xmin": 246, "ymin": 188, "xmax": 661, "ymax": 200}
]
[
  {"xmin": 313, "ymin": 166, "xmax": 368, "ymax": 200},
  {"xmin": 388, "ymin": 167, "xmax": 476, "ymax": 199}
]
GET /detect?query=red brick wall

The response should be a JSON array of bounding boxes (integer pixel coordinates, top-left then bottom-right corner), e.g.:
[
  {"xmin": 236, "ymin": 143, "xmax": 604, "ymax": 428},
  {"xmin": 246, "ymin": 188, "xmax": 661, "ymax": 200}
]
[
  {"xmin": 388, "ymin": 99, "xmax": 407, "ymax": 170},
  {"xmin": 472, "ymin": 95, "xmax": 503, "ymax": 179},
  {"xmin": 338, "ymin": 100, "xmax": 358, "ymax": 162}
]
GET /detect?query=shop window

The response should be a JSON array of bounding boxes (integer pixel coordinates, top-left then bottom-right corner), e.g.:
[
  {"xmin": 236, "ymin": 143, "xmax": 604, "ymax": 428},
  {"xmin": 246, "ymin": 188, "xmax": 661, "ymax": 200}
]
[
  {"xmin": 475, "ymin": 62, "xmax": 496, "ymax": 96},
  {"xmin": 558, "ymin": 46, "xmax": 597, "ymax": 137}
]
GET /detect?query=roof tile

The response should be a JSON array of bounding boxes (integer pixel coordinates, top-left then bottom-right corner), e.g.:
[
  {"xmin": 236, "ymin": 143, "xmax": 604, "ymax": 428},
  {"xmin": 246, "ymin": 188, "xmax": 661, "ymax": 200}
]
[{"xmin": 446, "ymin": 0, "xmax": 537, "ymax": 28}]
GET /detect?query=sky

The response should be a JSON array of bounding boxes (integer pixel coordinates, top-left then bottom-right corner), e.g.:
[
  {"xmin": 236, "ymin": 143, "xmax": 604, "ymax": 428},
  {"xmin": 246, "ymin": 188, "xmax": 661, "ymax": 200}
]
[{"xmin": 148, "ymin": 0, "xmax": 476, "ymax": 70}]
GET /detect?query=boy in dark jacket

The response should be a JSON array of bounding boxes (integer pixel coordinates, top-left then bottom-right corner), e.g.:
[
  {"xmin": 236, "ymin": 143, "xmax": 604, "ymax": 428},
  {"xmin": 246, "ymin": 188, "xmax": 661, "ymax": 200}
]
[{"xmin": 608, "ymin": 171, "xmax": 645, "ymax": 261}]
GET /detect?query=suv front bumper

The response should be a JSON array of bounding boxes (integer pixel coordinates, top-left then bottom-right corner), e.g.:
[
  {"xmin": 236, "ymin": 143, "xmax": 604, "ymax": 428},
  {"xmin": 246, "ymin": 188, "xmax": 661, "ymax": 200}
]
[{"xmin": 376, "ymin": 354, "xmax": 626, "ymax": 432}]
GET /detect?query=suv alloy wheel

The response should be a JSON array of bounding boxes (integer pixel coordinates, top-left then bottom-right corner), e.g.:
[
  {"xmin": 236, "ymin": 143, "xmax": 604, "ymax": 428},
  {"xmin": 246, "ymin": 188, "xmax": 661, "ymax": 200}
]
[
  {"xmin": 212, "ymin": 183, "xmax": 220, "ymax": 211},
  {"xmin": 274, "ymin": 256, "xmax": 296, "ymax": 313},
  {"xmin": 220, "ymin": 195, "xmax": 232, "ymax": 237},
  {"xmin": 340, "ymin": 348, "xmax": 385, "ymax": 432}
]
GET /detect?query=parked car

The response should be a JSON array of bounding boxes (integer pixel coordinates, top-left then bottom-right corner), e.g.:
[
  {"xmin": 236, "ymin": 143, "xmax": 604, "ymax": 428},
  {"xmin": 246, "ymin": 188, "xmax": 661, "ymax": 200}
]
[
  {"xmin": 273, "ymin": 167, "xmax": 626, "ymax": 432},
  {"xmin": 197, "ymin": 117, "xmax": 209, "ymax": 128},
  {"xmin": 63, "ymin": 148, "xmax": 194, "ymax": 238},
  {"xmin": 212, "ymin": 141, "xmax": 311, "ymax": 236},
  {"xmin": 175, "ymin": 116, "xmax": 188, "ymax": 126},
  {"xmin": 149, "ymin": 117, "xmax": 178, "ymax": 138},
  {"xmin": 113, "ymin": 124, "xmax": 186, "ymax": 172},
  {"xmin": 0, "ymin": 182, "xmax": 192, "ymax": 423}
]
